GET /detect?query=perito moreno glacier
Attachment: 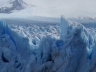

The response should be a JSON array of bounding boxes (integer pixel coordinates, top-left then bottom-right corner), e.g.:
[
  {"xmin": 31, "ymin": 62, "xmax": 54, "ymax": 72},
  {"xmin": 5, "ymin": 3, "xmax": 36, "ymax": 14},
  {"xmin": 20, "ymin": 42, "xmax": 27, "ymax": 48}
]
[{"xmin": 0, "ymin": 17, "xmax": 96, "ymax": 72}]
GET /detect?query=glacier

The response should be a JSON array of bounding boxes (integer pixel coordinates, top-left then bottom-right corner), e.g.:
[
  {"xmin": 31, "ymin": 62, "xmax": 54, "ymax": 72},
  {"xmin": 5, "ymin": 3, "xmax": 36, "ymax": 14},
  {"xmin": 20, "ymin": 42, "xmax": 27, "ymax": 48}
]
[{"xmin": 0, "ymin": 17, "xmax": 96, "ymax": 72}]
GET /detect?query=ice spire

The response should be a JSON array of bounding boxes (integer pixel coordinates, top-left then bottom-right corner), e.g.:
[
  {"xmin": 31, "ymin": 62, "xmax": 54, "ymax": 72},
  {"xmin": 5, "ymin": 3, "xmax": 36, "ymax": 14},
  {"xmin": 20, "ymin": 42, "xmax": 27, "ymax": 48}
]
[{"xmin": 60, "ymin": 16, "xmax": 69, "ymax": 40}]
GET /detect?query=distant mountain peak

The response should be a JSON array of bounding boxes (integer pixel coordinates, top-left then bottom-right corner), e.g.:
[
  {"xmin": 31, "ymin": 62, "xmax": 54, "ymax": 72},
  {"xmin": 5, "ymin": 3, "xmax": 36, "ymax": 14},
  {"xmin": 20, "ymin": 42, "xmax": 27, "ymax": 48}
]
[{"xmin": 0, "ymin": 0, "xmax": 28, "ymax": 13}]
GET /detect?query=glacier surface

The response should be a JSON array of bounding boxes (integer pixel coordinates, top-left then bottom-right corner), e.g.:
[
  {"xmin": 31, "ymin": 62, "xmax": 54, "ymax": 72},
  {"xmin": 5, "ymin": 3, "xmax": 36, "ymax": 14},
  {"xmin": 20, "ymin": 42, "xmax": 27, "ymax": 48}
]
[{"xmin": 0, "ymin": 17, "xmax": 96, "ymax": 72}]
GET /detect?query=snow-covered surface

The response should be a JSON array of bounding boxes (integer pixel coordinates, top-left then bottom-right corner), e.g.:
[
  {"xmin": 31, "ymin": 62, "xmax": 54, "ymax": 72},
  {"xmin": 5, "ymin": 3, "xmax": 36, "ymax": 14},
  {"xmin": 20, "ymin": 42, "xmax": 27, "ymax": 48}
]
[{"xmin": 0, "ymin": 16, "xmax": 96, "ymax": 72}]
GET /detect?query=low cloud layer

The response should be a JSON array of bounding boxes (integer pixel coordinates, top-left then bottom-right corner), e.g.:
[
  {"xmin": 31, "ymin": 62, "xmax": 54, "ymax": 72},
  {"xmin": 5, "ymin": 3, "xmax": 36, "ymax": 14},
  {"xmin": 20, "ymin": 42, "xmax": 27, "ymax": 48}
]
[{"xmin": 1, "ymin": 0, "xmax": 96, "ymax": 18}]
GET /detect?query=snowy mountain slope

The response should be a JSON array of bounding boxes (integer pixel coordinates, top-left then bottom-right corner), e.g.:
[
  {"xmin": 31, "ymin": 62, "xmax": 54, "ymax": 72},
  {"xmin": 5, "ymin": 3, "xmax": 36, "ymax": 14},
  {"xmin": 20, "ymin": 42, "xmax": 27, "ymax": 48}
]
[{"xmin": 0, "ymin": 0, "xmax": 28, "ymax": 13}]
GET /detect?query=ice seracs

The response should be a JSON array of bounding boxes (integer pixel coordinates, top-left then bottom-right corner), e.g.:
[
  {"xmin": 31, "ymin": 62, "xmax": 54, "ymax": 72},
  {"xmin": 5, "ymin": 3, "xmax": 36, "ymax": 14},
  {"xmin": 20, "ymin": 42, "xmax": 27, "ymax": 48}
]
[{"xmin": 0, "ymin": 17, "xmax": 96, "ymax": 72}]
